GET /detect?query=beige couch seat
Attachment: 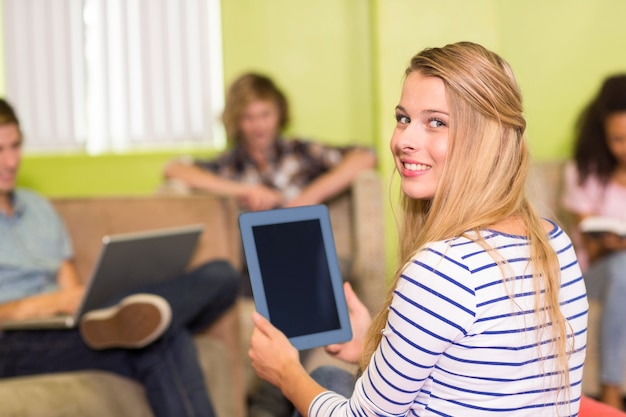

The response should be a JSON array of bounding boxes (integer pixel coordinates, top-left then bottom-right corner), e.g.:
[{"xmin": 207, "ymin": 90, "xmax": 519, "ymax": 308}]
[
  {"xmin": 4, "ymin": 161, "xmax": 613, "ymax": 415},
  {"xmin": 0, "ymin": 195, "xmax": 245, "ymax": 417},
  {"xmin": 0, "ymin": 170, "xmax": 386, "ymax": 417}
]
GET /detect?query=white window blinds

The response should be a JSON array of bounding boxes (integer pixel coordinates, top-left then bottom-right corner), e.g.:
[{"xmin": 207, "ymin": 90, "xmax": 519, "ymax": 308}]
[{"xmin": 2, "ymin": 0, "xmax": 225, "ymax": 154}]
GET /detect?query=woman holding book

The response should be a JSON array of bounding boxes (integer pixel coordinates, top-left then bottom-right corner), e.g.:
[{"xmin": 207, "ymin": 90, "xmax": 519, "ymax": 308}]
[{"xmin": 562, "ymin": 74, "xmax": 626, "ymax": 410}]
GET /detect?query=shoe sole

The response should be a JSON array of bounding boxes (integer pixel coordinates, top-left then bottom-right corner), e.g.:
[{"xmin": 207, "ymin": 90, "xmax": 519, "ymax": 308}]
[{"xmin": 79, "ymin": 294, "xmax": 172, "ymax": 350}]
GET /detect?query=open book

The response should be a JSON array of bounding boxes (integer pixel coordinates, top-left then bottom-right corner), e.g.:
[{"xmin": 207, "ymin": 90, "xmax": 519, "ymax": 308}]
[{"xmin": 579, "ymin": 216, "xmax": 626, "ymax": 238}]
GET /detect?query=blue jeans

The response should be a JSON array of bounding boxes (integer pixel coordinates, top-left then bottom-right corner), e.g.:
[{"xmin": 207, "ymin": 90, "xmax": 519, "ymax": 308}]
[
  {"xmin": 0, "ymin": 260, "xmax": 240, "ymax": 417},
  {"xmin": 293, "ymin": 366, "xmax": 356, "ymax": 417},
  {"xmin": 585, "ymin": 251, "xmax": 626, "ymax": 385}
]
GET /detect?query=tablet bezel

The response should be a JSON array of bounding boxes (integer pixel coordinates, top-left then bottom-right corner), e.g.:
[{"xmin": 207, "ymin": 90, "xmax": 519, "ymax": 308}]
[{"xmin": 238, "ymin": 204, "xmax": 352, "ymax": 350}]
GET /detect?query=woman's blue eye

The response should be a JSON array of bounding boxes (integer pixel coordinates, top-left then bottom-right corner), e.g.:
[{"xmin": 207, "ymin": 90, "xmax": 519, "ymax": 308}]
[
  {"xmin": 428, "ymin": 118, "xmax": 446, "ymax": 128},
  {"xmin": 396, "ymin": 114, "xmax": 410, "ymax": 124}
]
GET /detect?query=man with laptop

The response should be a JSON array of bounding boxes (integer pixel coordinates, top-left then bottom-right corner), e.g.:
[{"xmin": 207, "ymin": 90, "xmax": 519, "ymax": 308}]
[{"xmin": 0, "ymin": 98, "xmax": 240, "ymax": 417}]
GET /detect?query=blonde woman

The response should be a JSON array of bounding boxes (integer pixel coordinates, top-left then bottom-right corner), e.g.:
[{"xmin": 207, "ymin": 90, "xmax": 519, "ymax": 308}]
[{"xmin": 248, "ymin": 42, "xmax": 588, "ymax": 416}]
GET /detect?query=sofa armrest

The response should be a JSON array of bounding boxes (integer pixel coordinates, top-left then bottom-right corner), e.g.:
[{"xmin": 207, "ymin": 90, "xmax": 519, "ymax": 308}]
[
  {"xmin": 51, "ymin": 195, "xmax": 242, "ymax": 283},
  {"xmin": 349, "ymin": 170, "xmax": 386, "ymax": 312}
]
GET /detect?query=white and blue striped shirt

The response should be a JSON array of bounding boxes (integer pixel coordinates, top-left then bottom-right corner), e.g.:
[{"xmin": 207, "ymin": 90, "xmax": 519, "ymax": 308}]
[{"xmin": 310, "ymin": 221, "xmax": 588, "ymax": 417}]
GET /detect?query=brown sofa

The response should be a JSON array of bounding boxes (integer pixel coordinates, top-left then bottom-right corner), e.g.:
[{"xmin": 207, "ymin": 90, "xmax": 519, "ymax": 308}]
[
  {"xmin": 1, "ymin": 162, "xmax": 620, "ymax": 416},
  {"xmin": 0, "ymin": 170, "xmax": 385, "ymax": 417}
]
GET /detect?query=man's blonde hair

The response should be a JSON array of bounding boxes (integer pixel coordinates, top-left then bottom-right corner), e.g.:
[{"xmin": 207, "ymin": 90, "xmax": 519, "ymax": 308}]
[{"xmin": 221, "ymin": 73, "xmax": 289, "ymax": 146}]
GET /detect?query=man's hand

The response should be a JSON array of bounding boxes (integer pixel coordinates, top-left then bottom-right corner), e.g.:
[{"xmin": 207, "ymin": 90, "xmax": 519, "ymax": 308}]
[
  {"xmin": 238, "ymin": 185, "xmax": 284, "ymax": 211},
  {"xmin": 8, "ymin": 286, "xmax": 85, "ymax": 321},
  {"xmin": 325, "ymin": 282, "xmax": 372, "ymax": 364}
]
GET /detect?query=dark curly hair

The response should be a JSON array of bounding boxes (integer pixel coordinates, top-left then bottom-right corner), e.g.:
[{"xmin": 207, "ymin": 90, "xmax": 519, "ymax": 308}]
[{"xmin": 574, "ymin": 74, "xmax": 626, "ymax": 185}]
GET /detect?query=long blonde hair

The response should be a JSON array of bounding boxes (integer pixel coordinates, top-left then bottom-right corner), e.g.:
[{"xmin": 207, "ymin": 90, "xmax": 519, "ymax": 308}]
[{"xmin": 361, "ymin": 42, "xmax": 571, "ymax": 400}]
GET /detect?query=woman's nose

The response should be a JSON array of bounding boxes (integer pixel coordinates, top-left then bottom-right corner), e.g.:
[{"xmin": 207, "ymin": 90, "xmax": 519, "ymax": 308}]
[{"xmin": 395, "ymin": 127, "xmax": 422, "ymax": 153}]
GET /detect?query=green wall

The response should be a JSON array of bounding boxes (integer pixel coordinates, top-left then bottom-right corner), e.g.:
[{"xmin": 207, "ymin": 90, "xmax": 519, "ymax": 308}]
[
  {"xmin": 2, "ymin": 1, "xmax": 626, "ymax": 274},
  {"xmin": 5, "ymin": 0, "xmax": 626, "ymax": 197},
  {"xmin": 500, "ymin": 2, "xmax": 626, "ymax": 160},
  {"xmin": 17, "ymin": 150, "xmax": 213, "ymax": 197},
  {"xmin": 221, "ymin": 0, "xmax": 374, "ymax": 148},
  {"xmin": 7, "ymin": 0, "xmax": 376, "ymax": 196}
]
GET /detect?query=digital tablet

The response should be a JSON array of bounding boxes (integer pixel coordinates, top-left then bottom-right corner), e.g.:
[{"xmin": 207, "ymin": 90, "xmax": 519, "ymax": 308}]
[{"xmin": 238, "ymin": 205, "xmax": 352, "ymax": 350}]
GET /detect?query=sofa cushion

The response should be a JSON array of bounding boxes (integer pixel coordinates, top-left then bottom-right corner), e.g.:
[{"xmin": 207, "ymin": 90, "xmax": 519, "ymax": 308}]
[
  {"xmin": 0, "ymin": 371, "xmax": 153, "ymax": 417},
  {"xmin": 580, "ymin": 395, "xmax": 626, "ymax": 417},
  {"xmin": 51, "ymin": 195, "xmax": 242, "ymax": 283}
]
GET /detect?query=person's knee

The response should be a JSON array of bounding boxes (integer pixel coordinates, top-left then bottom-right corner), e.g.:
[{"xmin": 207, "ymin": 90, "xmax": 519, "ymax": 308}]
[
  {"xmin": 607, "ymin": 252, "xmax": 626, "ymax": 290},
  {"xmin": 310, "ymin": 365, "xmax": 338, "ymax": 383},
  {"xmin": 309, "ymin": 366, "xmax": 355, "ymax": 397},
  {"xmin": 198, "ymin": 260, "xmax": 241, "ymax": 298},
  {"xmin": 608, "ymin": 251, "xmax": 626, "ymax": 271}
]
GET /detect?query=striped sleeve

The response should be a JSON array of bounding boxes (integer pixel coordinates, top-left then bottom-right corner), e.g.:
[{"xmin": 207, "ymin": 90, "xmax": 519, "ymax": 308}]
[
  {"xmin": 309, "ymin": 240, "xmax": 476, "ymax": 417},
  {"xmin": 309, "ymin": 226, "xmax": 587, "ymax": 416}
]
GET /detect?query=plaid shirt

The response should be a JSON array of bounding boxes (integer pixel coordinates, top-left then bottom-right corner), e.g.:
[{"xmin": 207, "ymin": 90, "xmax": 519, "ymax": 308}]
[{"xmin": 195, "ymin": 137, "xmax": 366, "ymax": 202}]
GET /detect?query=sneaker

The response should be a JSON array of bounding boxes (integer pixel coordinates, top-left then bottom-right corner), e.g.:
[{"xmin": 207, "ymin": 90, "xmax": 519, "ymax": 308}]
[{"xmin": 79, "ymin": 293, "xmax": 172, "ymax": 350}]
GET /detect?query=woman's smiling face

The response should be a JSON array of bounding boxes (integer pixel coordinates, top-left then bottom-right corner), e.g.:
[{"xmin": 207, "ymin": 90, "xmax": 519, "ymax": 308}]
[{"xmin": 390, "ymin": 71, "xmax": 450, "ymax": 200}]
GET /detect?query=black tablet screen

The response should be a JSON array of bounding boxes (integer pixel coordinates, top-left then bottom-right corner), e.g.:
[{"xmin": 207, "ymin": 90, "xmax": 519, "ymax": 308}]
[{"xmin": 252, "ymin": 219, "xmax": 340, "ymax": 338}]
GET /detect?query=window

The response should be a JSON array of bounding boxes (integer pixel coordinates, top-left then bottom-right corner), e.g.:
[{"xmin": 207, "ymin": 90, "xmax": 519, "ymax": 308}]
[{"xmin": 2, "ymin": 0, "xmax": 225, "ymax": 154}]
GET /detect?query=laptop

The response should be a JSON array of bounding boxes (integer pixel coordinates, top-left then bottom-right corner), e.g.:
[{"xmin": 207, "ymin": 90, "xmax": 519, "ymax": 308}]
[{"xmin": 1, "ymin": 224, "xmax": 204, "ymax": 331}]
